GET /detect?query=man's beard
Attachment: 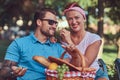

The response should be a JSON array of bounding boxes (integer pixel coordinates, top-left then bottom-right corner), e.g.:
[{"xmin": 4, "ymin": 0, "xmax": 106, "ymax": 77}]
[{"xmin": 41, "ymin": 28, "xmax": 55, "ymax": 37}]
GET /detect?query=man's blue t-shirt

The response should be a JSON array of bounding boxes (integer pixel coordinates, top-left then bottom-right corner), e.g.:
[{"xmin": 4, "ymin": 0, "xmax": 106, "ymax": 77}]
[{"xmin": 5, "ymin": 33, "xmax": 65, "ymax": 80}]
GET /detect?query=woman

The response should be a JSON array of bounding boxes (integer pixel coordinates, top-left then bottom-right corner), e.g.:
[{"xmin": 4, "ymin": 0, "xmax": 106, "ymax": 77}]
[{"xmin": 60, "ymin": 2, "xmax": 109, "ymax": 80}]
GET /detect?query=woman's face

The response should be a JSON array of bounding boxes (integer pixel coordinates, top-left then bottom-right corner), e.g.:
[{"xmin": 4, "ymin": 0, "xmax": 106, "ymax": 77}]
[{"xmin": 65, "ymin": 10, "xmax": 85, "ymax": 32}]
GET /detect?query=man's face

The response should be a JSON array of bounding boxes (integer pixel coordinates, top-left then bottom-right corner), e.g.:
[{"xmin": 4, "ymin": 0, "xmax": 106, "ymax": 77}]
[{"xmin": 40, "ymin": 12, "xmax": 58, "ymax": 37}]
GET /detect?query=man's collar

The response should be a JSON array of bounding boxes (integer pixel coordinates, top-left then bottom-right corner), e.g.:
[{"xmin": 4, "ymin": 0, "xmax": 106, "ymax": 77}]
[{"xmin": 30, "ymin": 32, "xmax": 52, "ymax": 45}]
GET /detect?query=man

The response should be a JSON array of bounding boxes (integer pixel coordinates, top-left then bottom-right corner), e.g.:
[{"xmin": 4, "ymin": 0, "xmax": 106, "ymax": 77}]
[{"xmin": 0, "ymin": 8, "xmax": 65, "ymax": 80}]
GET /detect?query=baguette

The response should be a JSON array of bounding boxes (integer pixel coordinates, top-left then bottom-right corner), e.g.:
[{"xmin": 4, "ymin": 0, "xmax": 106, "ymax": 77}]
[{"xmin": 33, "ymin": 56, "xmax": 51, "ymax": 67}]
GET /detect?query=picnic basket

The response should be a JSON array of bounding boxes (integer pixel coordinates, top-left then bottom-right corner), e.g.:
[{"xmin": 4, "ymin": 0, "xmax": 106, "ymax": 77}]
[{"xmin": 45, "ymin": 51, "xmax": 96, "ymax": 80}]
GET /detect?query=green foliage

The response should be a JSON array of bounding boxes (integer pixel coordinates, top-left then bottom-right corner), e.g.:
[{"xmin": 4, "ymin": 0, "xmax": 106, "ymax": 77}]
[
  {"xmin": 0, "ymin": 0, "xmax": 120, "ymax": 29},
  {"xmin": 102, "ymin": 44, "xmax": 117, "ymax": 79},
  {"xmin": 102, "ymin": 44, "xmax": 117, "ymax": 65},
  {"xmin": 78, "ymin": 0, "xmax": 98, "ymax": 9},
  {"xmin": 107, "ymin": 64, "xmax": 115, "ymax": 78}
]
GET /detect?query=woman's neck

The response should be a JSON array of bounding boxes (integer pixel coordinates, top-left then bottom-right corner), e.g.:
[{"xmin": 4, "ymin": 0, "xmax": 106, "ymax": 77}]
[{"xmin": 70, "ymin": 30, "xmax": 86, "ymax": 45}]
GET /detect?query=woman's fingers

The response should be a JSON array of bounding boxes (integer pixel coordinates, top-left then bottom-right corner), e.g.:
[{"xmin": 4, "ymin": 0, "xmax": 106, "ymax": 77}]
[
  {"xmin": 60, "ymin": 29, "xmax": 70, "ymax": 38},
  {"xmin": 62, "ymin": 44, "xmax": 76, "ymax": 54}
]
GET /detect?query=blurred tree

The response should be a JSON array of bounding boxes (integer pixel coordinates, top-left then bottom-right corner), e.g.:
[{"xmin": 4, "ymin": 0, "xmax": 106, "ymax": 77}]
[
  {"xmin": 0, "ymin": 0, "xmax": 35, "ymax": 30},
  {"xmin": 104, "ymin": 0, "xmax": 120, "ymax": 56},
  {"xmin": 0, "ymin": 0, "xmax": 119, "ymax": 31},
  {"xmin": 105, "ymin": 0, "xmax": 120, "ymax": 24},
  {"xmin": 97, "ymin": 0, "xmax": 104, "ymax": 37},
  {"xmin": 0, "ymin": 0, "xmax": 21, "ymax": 26}
]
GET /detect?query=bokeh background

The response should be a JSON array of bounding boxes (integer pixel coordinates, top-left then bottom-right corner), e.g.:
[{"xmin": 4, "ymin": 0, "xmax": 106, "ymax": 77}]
[{"xmin": 0, "ymin": 0, "xmax": 120, "ymax": 79}]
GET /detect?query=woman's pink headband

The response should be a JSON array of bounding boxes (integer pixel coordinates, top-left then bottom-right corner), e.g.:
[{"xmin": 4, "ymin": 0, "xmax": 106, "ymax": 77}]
[{"xmin": 64, "ymin": 7, "xmax": 86, "ymax": 20}]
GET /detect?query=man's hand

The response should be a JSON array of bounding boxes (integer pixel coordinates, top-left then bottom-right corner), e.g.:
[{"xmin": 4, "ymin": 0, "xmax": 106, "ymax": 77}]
[
  {"xmin": 11, "ymin": 66, "xmax": 27, "ymax": 77},
  {"xmin": 0, "ymin": 60, "xmax": 27, "ymax": 80}
]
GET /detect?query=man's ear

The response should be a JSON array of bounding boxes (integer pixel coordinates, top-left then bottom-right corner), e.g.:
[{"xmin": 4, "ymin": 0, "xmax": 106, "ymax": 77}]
[{"xmin": 36, "ymin": 19, "xmax": 41, "ymax": 26}]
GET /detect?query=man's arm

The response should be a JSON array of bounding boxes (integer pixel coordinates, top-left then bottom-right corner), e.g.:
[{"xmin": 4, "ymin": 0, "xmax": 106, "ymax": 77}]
[
  {"xmin": 0, "ymin": 60, "xmax": 27, "ymax": 80},
  {"xmin": 0, "ymin": 60, "xmax": 17, "ymax": 80}
]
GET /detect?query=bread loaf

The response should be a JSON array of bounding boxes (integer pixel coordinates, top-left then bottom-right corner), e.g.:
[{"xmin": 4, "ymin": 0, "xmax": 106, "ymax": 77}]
[{"xmin": 33, "ymin": 56, "xmax": 51, "ymax": 67}]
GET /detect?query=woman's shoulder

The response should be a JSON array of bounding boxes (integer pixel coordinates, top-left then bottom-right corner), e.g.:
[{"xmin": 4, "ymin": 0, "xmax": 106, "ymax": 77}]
[
  {"xmin": 85, "ymin": 32, "xmax": 101, "ymax": 44},
  {"xmin": 86, "ymin": 32, "xmax": 101, "ymax": 40}
]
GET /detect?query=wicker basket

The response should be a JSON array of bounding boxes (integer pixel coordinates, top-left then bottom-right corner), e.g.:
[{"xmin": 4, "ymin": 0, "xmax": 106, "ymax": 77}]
[
  {"xmin": 46, "ymin": 51, "xmax": 96, "ymax": 80},
  {"xmin": 46, "ymin": 76, "xmax": 94, "ymax": 80},
  {"xmin": 45, "ymin": 69, "xmax": 95, "ymax": 80}
]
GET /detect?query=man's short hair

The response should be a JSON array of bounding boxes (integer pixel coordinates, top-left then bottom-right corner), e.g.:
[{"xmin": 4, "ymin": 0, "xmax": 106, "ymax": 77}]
[{"xmin": 34, "ymin": 8, "xmax": 56, "ymax": 22}]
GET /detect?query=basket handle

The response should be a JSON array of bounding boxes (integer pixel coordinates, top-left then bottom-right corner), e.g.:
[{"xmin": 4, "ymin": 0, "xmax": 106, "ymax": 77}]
[
  {"xmin": 60, "ymin": 51, "xmax": 67, "ymax": 59},
  {"xmin": 60, "ymin": 49, "xmax": 86, "ymax": 70}
]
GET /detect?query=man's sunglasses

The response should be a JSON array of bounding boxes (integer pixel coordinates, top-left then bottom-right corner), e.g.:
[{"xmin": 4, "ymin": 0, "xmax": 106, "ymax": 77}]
[{"xmin": 41, "ymin": 19, "xmax": 58, "ymax": 26}]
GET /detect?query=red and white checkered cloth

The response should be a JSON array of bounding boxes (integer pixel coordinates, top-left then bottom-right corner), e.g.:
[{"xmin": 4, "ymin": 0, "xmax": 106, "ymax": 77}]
[{"xmin": 45, "ymin": 69, "xmax": 96, "ymax": 78}]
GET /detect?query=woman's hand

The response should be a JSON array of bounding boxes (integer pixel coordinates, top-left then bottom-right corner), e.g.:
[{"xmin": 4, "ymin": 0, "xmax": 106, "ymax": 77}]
[
  {"xmin": 60, "ymin": 29, "xmax": 73, "ymax": 44},
  {"xmin": 62, "ymin": 44, "xmax": 83, "ymax": 67},
  {"xmin": 62, "ymin": 44, "xmax": 79, "ymax": 58}
]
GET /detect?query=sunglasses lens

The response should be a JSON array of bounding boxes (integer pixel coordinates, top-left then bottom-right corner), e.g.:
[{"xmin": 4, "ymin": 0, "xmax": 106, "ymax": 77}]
[
  {"xmin": 41, "ymin": 19, "xmax": 58, "ymax": 26},
  {"xmin": 49, "ymin": 20, "xmax": 58, "ymax": 26},
  {"xmin": 49, "ymin": 20, "xmax": 54, "ymax": 25}
]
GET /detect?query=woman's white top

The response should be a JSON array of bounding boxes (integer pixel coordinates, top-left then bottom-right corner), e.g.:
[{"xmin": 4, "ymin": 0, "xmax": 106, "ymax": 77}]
[{"xmin": 61, "ymin": 31, "xmax": 101, "ymax": 71}]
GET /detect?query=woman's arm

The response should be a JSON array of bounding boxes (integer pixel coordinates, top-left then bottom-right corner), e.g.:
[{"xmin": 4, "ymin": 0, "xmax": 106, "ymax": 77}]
[
  {"xmin": 62, "ymin": 40, "xmax": 101, "ymax": 68},
  {"xmin": 84, "ymin": 40, "xmax": 101, "ymax": 67}
]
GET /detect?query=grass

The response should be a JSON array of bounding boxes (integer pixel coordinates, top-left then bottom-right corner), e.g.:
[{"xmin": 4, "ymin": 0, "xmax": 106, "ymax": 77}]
[
  {"xmin": 102, "ymin": 44, "xmax": 118, "ymax": 65},
  {"xmin": 102, "ymin": 44, "xmax": 118, "ymax": 79}
]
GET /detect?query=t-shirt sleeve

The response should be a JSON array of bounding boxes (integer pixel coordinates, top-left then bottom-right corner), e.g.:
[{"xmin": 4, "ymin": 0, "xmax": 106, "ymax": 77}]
[
  {"xmin": 5, "ymin": 40, "xmax": 20, "ymax": 62},
  {"xmin": 89, "ymin": 34, "xmax": 101, "ymax": 45}
]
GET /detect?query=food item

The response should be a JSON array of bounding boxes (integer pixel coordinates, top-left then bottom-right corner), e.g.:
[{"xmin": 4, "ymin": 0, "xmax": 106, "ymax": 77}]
[
  {"xmin": 48, "ymin": 62, "xmax": 58, "ymax": 70},
  {"xmin": 33, "ymin": 56, "xmax": 51, "ymax": 67},
  {"xmin": 56, "ymin": 64, "xmax": 69, "ymax": 80}
]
